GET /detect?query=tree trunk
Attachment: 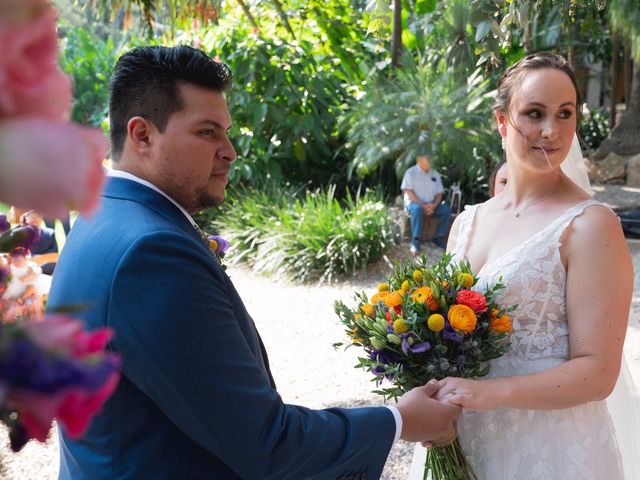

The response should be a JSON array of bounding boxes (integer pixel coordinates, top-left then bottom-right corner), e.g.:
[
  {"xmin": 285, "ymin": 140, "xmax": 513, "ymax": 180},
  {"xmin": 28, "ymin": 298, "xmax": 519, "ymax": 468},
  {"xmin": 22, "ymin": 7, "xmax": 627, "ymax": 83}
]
[
  {"xmin": 270, "ymin": 0, "xmax": 296, "ymax": 40},
  {"xmin": 624, "ymin": 45, "xmax": 632, "ymax": 107},
  {"xmin": 610, "ymin": 33, "xmax": 619, "ymax": 129},
  {"xmin": 235, "ymin": 0, "xmax": 259, "ymax": 31},
  {"xmin": 391, "ymin": 0, "xmax": 402, "ymax": 69},
  {"xmin": 596, "ymin": 62, "xmax": 640, "ymax": 158},
  {"xmin": 523, "ymin": 21, "xmax": 533, "ymax": 54}
]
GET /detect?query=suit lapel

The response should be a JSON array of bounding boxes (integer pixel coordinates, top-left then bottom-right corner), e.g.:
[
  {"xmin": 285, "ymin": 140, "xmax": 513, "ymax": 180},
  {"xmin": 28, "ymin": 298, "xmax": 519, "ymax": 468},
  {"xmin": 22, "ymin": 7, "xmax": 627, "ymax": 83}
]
[{"xmin": 103, "ymin": 177, "xmax": 276, "ymax": 387}]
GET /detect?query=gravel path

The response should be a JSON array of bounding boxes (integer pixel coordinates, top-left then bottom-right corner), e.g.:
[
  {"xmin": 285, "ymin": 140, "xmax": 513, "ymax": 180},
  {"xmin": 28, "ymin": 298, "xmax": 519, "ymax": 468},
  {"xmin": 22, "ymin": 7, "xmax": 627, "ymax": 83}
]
[{"xmin": 1, "ymin": 243, "xmax": 639, "ymax": 480}]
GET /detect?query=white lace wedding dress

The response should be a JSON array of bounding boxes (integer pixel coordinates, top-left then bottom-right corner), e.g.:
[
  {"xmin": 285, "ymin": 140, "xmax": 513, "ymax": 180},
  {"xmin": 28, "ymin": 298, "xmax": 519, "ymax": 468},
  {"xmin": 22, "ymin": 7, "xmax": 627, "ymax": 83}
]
[{"xmin": 408, "ymin": 199, "xmax": 636, "ymax": 480}]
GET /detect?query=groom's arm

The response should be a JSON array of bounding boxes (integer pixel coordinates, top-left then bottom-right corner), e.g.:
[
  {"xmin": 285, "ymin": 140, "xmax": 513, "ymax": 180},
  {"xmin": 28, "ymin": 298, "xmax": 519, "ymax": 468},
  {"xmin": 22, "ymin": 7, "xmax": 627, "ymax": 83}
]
[{"xmin": 109, "ymin": 231, "xmax": 396, "ymax": 479}]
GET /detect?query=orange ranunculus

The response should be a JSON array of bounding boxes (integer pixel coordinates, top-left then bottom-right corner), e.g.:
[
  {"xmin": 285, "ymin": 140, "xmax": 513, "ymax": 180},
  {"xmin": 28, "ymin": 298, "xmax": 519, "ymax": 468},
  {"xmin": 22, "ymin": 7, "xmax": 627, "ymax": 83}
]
[
  {"xmin": 383, "ymin": 291, "xmax": 403, "ymax": 308},
  {"xmin": 448, "ymin": 304, "xmax": 477, "ymax": 334},
  {"xmin": 410, "ymin": 286, "xmax": 439, "ymax": 311},
  {"xmin": 371, "ymin": 291, "xmax": 390, "ymax": 304},
  {"xmin": 360, "ymin": 303, "xmax": 375, "ymax": 317},
  {"xmin": 491, "ymin": 314, "xmax": 512, "ymax": 334},
  {"xmin": 489, "ymin": 308, "xmax": 500, "ymax": 320}
]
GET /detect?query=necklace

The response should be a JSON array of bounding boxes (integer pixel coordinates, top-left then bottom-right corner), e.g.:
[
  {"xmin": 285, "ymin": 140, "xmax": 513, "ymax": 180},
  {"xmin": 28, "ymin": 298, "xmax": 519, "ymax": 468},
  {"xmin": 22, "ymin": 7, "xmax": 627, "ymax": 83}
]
[{"xmin": 512, "ymin": 182, "xmax": 560, "ymax": 218}]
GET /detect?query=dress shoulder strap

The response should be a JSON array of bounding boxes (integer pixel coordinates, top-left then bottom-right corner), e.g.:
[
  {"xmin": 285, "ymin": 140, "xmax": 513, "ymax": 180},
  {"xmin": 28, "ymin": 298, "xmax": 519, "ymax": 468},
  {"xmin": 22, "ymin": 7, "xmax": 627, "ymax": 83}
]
[
  {"xmin": 453, "ymin": 204, "xmax": 481, "ymax": 257},
  {"xmin": 546, "ymin": 199, "xmax": 612, "ymax": 244}
]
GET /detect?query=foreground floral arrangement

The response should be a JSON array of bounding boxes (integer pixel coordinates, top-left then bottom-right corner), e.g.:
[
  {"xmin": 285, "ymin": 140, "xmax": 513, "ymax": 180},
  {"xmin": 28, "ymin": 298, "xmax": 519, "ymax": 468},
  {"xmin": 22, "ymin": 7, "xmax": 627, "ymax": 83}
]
[
  {"xmin": 334, "ymin": 253, "xmax": 514, "ymax": 480},
  {"xmin": 0, "ymin": 225, "xmax": 120, "ymax": 451}
]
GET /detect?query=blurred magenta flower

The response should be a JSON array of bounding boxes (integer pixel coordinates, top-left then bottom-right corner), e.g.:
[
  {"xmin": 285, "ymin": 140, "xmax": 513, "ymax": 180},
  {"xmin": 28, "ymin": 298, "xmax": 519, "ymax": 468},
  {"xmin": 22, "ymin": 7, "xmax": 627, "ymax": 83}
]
[{"xmin": 0, "ymin": 316, "xmax": 121, "ymax": 451}]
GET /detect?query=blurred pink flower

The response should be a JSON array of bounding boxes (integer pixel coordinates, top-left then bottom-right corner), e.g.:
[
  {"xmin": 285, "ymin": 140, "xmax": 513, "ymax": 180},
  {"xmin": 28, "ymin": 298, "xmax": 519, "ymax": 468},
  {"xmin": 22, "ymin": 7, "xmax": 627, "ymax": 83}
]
[
  {"xmin": 24, "ymin": 314, "xmax": 113, "ymax": 358},
  {"xmin": 0, "ymin": 6, "xmax": 71, "ymax": 120},
  {"xmin": 13, "ymin": 371, "xmax": 120, "ymax": 441},
  {"xmin": 9, "ymin": 315, "xmax": 120, "ymax": 442},
  {"xmin": 0, "ymin": 118, "xmax": 107, "ymax": 218}
]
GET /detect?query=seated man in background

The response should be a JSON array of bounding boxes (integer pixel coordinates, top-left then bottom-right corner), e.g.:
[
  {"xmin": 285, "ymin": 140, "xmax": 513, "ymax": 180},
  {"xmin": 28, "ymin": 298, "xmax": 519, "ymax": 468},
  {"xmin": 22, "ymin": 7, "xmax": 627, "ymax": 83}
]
[
  {"xmin": 401, "ymin": 152, "xmax": 452, "ymax": 254},
  {"xmin": 21, "ymin": 210, "xmax": 59, "ymax": 275}
]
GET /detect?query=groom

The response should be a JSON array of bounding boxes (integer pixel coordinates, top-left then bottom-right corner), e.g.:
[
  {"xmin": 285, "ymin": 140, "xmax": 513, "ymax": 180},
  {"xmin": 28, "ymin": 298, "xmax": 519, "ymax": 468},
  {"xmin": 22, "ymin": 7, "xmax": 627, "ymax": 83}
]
[{"xmin": 48, "ymin": 46, "xmax": 459, "ymax": 480}]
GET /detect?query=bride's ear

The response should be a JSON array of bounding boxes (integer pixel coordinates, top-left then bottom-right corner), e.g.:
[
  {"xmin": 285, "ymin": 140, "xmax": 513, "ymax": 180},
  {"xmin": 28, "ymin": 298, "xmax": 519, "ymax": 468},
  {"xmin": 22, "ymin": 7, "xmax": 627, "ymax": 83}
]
[{"xmin": 494, "ymin": 111, "xmax": 507, "ymax": 138}]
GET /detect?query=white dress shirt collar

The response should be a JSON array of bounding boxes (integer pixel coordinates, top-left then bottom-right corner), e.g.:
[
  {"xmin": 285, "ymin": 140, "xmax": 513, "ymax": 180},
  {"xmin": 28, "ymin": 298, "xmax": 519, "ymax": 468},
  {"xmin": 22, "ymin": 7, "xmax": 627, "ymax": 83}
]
[{"xmin": 107, "ymin": 168, "xmax": 199, "ymax": 229}]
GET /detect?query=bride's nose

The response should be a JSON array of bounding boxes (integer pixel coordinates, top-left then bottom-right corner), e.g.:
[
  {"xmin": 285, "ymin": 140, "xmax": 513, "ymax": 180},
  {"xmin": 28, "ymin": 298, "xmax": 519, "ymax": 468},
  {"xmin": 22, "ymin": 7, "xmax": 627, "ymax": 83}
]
[{"xmin": 540, "ymin": 118, "xmax": 558, "ymax": 139}]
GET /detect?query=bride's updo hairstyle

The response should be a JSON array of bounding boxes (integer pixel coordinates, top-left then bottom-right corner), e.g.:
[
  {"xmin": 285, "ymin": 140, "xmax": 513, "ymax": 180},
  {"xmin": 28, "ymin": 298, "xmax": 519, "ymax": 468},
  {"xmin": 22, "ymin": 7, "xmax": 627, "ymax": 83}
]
[{"xmin": 494, "ymin": 51, "xmax": 583, "ymax": 128}]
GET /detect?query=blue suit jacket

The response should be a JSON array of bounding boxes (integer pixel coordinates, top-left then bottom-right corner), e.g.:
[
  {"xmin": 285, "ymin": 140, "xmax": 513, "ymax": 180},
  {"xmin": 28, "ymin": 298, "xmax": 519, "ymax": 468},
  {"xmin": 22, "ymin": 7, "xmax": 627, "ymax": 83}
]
[{"xmin": 47, "ymin": 177, "xmax": 396, "ymax": 480}]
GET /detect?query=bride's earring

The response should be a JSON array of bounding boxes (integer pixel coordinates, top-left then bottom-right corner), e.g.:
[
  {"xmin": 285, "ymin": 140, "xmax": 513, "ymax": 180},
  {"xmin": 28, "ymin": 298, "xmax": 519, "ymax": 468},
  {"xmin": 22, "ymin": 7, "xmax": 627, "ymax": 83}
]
[{"xmin": 501, "ymin": 137, "xmax": 506, "ymax": 150}]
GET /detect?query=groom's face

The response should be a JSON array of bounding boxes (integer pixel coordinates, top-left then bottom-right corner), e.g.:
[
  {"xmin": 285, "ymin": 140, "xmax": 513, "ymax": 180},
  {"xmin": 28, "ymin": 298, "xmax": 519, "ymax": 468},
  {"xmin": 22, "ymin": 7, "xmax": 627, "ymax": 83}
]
[{"xmin": 149, "ymin": 83, "xmax": 237, "ymax": 213}]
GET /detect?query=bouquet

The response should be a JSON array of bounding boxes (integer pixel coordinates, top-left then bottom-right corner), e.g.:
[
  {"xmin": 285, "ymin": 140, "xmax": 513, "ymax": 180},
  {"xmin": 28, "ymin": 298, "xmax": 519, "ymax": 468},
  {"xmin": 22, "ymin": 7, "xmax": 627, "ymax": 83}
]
[
  {"xmin": 0, "ymin": 224, "xmax": 120, "ymax": 451},
  {"xmin": 0, "ymin": 315, "xmax": 120, "ymax": 451},
  {"xmin": 334, "ymin": 253, "xmax": 514, "ymax": 480}
]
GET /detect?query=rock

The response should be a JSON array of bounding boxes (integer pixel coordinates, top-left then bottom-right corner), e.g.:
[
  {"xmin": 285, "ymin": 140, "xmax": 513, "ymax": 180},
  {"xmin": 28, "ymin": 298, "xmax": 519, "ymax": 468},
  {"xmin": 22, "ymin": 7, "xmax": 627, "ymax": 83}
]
[
  {"xmin": 592, "ymin": 184, "xmax": 640, "ymax": 213},
  {"xmin": 627, "ymin": 154, "xmax": 640, "ymax": 186},
  {"xmin": 595, "ymin": 152, "xmax": 626, "ymax": 184}
]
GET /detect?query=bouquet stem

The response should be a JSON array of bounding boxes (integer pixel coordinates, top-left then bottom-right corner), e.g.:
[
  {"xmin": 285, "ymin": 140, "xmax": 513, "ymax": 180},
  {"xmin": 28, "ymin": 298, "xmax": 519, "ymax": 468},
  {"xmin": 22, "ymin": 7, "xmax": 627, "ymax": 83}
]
[{"xmin": 424, "ymin": 439, "xmax": 477, "ymax": 480}]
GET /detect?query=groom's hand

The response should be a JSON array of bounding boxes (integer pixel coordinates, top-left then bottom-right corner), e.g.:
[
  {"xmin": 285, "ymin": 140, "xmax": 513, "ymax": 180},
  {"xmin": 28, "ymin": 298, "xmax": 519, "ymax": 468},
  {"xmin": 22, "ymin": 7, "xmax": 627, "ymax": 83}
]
[{"xmin": 396, "ymin": 379, "xmax": 461, "ymax": 442}]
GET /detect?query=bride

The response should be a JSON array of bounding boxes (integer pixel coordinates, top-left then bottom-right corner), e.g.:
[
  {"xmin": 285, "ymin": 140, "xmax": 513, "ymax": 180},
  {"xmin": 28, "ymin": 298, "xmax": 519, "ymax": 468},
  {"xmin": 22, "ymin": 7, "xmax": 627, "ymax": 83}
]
[{"xmin": 409, "ymin": 52, "xmax": 638, "ymax": 479}]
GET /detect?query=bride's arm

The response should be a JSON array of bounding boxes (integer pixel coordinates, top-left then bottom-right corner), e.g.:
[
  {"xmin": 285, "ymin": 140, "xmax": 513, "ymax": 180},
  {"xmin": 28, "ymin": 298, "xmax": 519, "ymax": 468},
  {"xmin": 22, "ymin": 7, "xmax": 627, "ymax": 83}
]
[{"xmin": 438, "ymin": 206, "xmax": 633, "ymax": 410}]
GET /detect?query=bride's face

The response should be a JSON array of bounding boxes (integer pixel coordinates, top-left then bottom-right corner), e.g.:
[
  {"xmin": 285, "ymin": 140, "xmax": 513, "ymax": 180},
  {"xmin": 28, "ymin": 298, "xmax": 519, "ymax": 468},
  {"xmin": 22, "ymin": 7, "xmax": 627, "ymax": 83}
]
[{"xmin": 495, "ymin": 68, "xmax": 577, "ymax": 174}]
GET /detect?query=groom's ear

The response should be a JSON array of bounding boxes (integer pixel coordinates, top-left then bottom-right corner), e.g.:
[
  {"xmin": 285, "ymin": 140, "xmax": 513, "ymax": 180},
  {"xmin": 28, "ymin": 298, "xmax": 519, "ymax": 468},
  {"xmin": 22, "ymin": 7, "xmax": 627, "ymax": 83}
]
[
  {"xmin": 127, "ymin": 116, "xmax": 154, "ymax": 157},
  {"xmin": 494, "ymin": 111, "xmax": 507, "ymax": 138}
]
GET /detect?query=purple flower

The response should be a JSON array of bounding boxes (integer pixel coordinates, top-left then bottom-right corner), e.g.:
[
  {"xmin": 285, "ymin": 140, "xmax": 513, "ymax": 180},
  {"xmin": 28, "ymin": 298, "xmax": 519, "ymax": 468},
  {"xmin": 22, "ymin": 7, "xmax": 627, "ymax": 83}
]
[
  {"xmin": 443, "ymin": 319, "xmax": 463, "ymax": 343},
  {"xmin": 0, "ymin": 338, "xmax": 119, "ymax": 394},
  {"xmin": 0, "ymin": 214, "xmax": 9, "ymax": 233},
  {"xmin": 207, "ymin": 235, "xmax": 229, "ymax": 254},
  {"xmin": 369, "ymin": 349, "xmax": 402, "ymax": 365},
  {"xmin": 400, "ymin": 333, "xmax": 431, "ymax": 354}
]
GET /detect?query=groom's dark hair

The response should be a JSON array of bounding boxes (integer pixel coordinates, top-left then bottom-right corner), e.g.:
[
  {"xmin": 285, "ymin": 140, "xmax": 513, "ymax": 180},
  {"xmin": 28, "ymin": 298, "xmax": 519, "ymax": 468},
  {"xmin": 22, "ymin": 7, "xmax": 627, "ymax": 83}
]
[{"xmin": 109, "ymin": 45, "xmax": 233, "ymax": 160}]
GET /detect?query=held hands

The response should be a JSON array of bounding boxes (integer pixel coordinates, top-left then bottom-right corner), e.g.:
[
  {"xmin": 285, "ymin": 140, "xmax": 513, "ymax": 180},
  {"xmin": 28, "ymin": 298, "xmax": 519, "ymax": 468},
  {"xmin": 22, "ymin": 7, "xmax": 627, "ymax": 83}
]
[
  {"xmin": 435, "ymin": 377, "xmax": 505, "ymax": 411},
  {"xmin": 396, "ymin": 379, "xmax": 461, "ymax": 443}
]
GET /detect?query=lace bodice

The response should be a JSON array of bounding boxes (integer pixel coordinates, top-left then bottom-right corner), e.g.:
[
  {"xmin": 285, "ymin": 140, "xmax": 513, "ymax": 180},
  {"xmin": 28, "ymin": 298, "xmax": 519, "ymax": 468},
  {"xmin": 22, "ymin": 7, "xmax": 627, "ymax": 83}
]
[{"xmin": 452, "ymin": 199, "xmax": 601, "ymax": 364}]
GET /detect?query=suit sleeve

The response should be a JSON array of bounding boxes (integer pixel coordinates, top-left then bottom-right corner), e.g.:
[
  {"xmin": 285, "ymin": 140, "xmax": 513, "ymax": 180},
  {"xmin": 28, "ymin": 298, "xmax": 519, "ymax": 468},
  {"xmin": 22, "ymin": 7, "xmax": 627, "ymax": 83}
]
[{"xmin": 108, "ymin": 231, "xmax": 396, "ymax": 479}]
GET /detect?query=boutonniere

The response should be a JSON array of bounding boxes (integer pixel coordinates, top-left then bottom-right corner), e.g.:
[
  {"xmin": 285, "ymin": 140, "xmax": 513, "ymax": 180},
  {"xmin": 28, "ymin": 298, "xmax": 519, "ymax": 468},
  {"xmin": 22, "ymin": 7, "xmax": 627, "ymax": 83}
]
[{"xmin": 206, "ymin": 235, "xmax": 230, "ymax": 270}]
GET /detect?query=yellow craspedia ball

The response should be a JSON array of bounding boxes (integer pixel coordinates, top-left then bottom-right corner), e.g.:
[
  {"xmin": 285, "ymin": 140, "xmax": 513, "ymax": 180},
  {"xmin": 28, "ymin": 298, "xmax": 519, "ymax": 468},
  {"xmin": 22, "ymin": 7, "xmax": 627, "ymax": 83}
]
[
  {"xmin": 427, "ymin": 314, "xmax": 445, "ymax": 332},
  {"xmin": 393, "ymin": 318, "xmax": 409, "ymax": 334},
  {"xmin": 458, "ymin": 272, "xmax": 474, "ymax": 288},
  {"xmin": 401, "ymin": 280, "xmax": 411, "ymax": 293},
  {"xmin": 209, "ymin": 239, "xmax": 218, "ymax": 251},
  {"xmin": 383, "ymin": 291, "xmax": 403, "ymax": 308},
  {"xmin": 360, "ymin": 303, "xmax": 375, "ymax": 317},
  {"xmin": 412, "ymin": 270, "xmax": 424, "ymax": 283},
  {"xmin": 377, "ymin": 283, "xmax": 390, "ymax": 292}
]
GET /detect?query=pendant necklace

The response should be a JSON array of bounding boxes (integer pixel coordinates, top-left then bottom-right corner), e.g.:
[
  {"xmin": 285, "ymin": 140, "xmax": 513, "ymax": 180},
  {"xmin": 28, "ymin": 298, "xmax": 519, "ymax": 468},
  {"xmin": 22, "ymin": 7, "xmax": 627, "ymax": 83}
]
[{"xmin": 513, "ymin": 182, "xmax": 560, "ymax": 218}]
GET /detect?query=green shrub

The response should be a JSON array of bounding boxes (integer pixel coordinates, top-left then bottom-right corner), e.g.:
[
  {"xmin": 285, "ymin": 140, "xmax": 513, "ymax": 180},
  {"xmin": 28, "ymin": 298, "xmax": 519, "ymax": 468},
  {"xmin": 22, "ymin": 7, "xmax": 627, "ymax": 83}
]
[
  {"xmin": 579, "ymin": 107, "xmax": 610, "ymax": 153},
  {"xmin": 202, "ymin": 183, "xmax": 395, "ymax": 283}
]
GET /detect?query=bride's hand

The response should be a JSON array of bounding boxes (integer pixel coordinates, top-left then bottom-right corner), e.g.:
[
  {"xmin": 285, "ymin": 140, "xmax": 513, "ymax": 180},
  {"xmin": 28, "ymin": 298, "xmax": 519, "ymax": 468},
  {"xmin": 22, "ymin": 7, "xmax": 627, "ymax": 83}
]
[{"xmin": 435, "ymin": 377, "xmax": 505, "ymax": 411}]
